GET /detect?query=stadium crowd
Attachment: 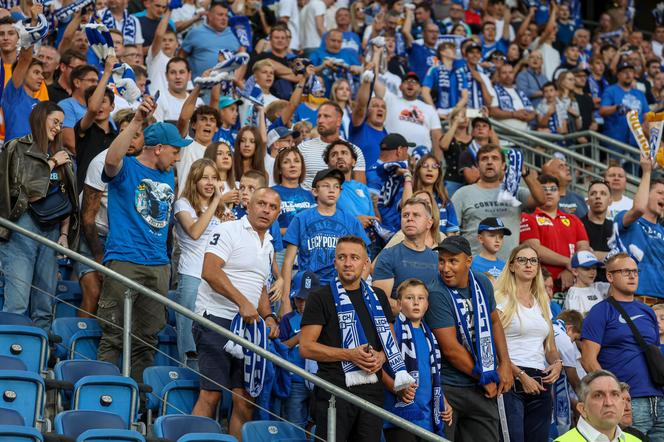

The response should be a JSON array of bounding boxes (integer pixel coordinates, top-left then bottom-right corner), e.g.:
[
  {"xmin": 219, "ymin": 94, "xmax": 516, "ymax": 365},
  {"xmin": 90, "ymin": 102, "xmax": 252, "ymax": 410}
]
[{"xmin": 1, "ymin": 0, "xmax": 664, "ymax": 440}]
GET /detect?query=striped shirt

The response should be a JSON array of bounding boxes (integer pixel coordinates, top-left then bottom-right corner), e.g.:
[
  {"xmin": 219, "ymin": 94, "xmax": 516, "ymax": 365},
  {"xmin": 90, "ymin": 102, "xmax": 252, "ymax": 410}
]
[{"xmin": 297, "ymin": 137, "xmax": 366, "ymax": 190}]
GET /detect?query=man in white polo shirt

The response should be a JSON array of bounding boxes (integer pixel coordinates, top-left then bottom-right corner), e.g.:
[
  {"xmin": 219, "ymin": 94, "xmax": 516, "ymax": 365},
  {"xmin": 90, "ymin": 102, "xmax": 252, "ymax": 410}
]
[{"xmin": 191, "ymin": 188, "xmax": 281, "ymax": 440}]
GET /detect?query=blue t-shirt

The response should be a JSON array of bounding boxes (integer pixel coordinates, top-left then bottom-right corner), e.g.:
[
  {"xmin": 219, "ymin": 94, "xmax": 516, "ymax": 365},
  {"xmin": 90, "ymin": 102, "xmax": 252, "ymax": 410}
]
[
  {"xmin": 319, "ymin": 31, "xmax": 362, "ymax": 57},
  {"xmin": 407, "ymin": 42, "xmax": 438, "ymax": 83},
  {"xmin": 582, "ymin": 299, "xmax": 663, "ymax": 398},
  {"xmin": 481, "ymin": 38, "xmax": 509, "ymax": 59},
  {"xmin": 214, "ymin": 126, "xmax": 237, "ymax": 147},
  {"xmin": 614, "ymin": 211, "xmax": 664, "ymax": 297},
  {"xmin": 424, "ymin": 271, "xmax": 496, "ymax": 387},
  {"xmin": 471, "ymin": 256, "xmax": 505, "ymax": 280},
  {"xmin": 58, "ymin": 97, "xmax": 87, "ymax": 129},
  {"xmin": 271, "ymin": 185, "xmax": 315, "ymax": 229},
  {"xmin": 1, "ymin": 81, "xmax": 38, "ymax": 141},
  {"xmin": 181, "ymin": 24, "xmax": 241, "ymax": 78},
  {"xmin": 435, "ymin": 196, "xmax": 459, "ymax": 234},
  {"xmin": 348, "ymin": 122, "xmax": 386, "ymax": 170},
  {"xmin": 550, "ymin": 301, "xmax": 562, "ymax": 320},
  {"xmin": 366, "ymin": 160, "xmax": 407, "ymax": 233},
  {"xmin": 102, "ymin": 156, "xmax": 175, "ymax": 265},
  {"xmin": 279, "ymin": 311, "xmax": 306, "ymax": 382},
  {"xmin": 338, "ymin": 180, "xmax": 375, "ymax": 219},
  {"xmin": 373, "ymin": 242, "xmax": 438, "ymax": 299},
  {"xmin": 422, "ymin": 64, "xmax": 467, "ymax": 111},
  {"xmin": 556, "ymin": 21, "xmax": 577, "ymax": 47},
  {"xmin": 310, "ymin": 48, "xmax": 359, "ymax": 96},
  {"xmin": 293, "ymin": 103, "xmax": 319, "ymax": 125},
  {"xmin": 283, "ymin": 207, "xmax": 369, "ymax": 282},
  {"xmin": 232, "ymin": 205, "xmax": 284, "ymax": 252},
  {"xmin": 600, "ymin": 85, "xmax": 649, "ymax": 146},
  {"xmin": 559, "ymin": 192, "xmax": 588, "ymax": 219}
]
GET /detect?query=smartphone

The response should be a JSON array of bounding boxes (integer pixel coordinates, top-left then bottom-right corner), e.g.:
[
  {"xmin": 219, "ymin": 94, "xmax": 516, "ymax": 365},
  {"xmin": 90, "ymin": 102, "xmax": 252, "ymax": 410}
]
[
  {"xmin": 514, "ymin": 375, "xmax": 543, "ymax": 394},
  {"xmin": 153, "ymin": 90, "xmax": 160, "ymax": 102},
  {"xmin": 466, "ymin": 108, "xmax": 482, "ymax": 119}
]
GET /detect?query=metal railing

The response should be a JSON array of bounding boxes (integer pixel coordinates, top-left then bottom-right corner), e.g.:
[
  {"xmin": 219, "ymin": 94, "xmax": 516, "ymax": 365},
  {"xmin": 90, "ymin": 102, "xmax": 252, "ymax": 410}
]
[
  {"xmin": 489, "ymin": 119, "xmax": 641, "ymax": 197},
  {"xmin": 0, "ymin": 216, "xmax": 449, "ymax": 442}
]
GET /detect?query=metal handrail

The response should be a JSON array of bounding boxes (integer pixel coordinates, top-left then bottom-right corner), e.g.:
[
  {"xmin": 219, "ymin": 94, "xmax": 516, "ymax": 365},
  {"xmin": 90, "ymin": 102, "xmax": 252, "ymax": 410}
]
[{"xmin": 0, "ymin": 216, "xmax": 448, "ymax": 442}]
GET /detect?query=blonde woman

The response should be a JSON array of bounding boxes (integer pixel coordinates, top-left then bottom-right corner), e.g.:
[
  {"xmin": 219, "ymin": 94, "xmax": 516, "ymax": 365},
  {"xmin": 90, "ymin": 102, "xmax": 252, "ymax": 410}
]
[{"xmin": 494, "ymin": 244, "xmax": 563, "ymax": 442}]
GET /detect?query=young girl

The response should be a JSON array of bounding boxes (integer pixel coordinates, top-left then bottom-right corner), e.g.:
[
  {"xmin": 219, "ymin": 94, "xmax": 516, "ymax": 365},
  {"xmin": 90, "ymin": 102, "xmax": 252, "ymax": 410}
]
[
  {"xmin": 203, "ymin": 141, "xmax": 240, "ymax": 212},
  {"xmin": 233, "ymin": 126, "xmax": 268, "ymax": 181},
  {"xmin": 271, "ymin": 147, "xmax": 315, "ymax": 236},
  {"xmin": 330, "ymin": 78, "xmax": 353, "ymax": 139},
  {"xmin": 173, "ymin": 158, "xmax": 224, "ymax": 365},
  {"xmin": 413, "ymin": 154, "xmax": 459, "ymax": 236}
]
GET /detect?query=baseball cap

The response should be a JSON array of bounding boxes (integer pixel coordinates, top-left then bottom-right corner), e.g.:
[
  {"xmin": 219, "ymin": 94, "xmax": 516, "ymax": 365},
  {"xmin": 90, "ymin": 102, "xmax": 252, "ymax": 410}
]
[
  {"xmin": 617, "ymin": 61, "xmax": 635, "ymax": 73},
  {"xmin": 571, "ymin": 251, "xmax": 602, "ymax": 268},
  {"xmin": 433, "ymin": 236, "xmax": 472, "ymax": 256},
  {"xmin": 403, "ymin": 71, "xmax": 420, "ymax": 83},
  {"xmin": 380, "ymin": 133, "xmax": 415, "ymax": 151},
  {"xmin": 218, "ymin": 95, "xmax": 242, "ymax": 109},
  {"xmin": 290, "ymin": 271, "xmax": 321, "ymax": 300},
  {"xmin": 312, "ymin": 168, "xmax": 345, "ymax": 187},
  {"xmin": 464, "ymin": 41, "xmax": 482, "ymax": 54},
  {"xmin": 267, "ymin": 126, "xmax": 300, "ymax": 148},
  {"xmin": 477, "ymin": 217, "xmax": 512, "ymax": 236},
  {"xmin": 144, "ymin": 122, "xmax": 193, "ymax": 148},
  {"xmin": 471, "ymin": 116, "xmax": 491, "ymax": 128}
]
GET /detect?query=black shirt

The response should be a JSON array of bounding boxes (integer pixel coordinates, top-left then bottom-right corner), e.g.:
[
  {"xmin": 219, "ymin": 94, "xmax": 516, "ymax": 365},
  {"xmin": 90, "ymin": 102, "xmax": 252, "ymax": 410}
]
[
  {"xmin": 581, "ymin": 214, "xmax": 613, "ymax": 282},
  {"xmin": 47, "ymin": 81, "xmax": 70, "ymax": 103},
  {"xmin": 574, "ymin": 92, "xmax": 594, "ymax": 131},
  {"xmin": 138, "ymin": 15, "xmax": 168, "ymax": 47},
  {"xmin": 444, "ymin": 138, "xmax": 471, "ymax": 184},
  {"xmin": 301, "ymin": 284, "xmax": 393, "ymax": 394},
  {"xmin": 74, "ymin": 120, "xmax": 118, "ymax": 192}
]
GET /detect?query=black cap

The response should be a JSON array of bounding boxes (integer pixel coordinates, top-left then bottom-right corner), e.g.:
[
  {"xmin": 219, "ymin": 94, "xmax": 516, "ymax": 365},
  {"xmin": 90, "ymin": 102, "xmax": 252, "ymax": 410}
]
[
  {"xmin": 403, "ymin": 71, "xmax": 420, "ymax": 83},
  {"xmin": 290, "ymin": 271, "xmax": 321, "ymax": 300},
  {"xmin": 464, "ymin": 41, "xmax": 482, "ymax": 54},
  {"xmin": 471, "ymin": 116, "xmax": 491, "ymax": 128},
  {"xmin": 433, "ymin": 236, "xmax": 472, "ymax": 256},
  {"xmin": 617, "ymin": 61, "xmax": 635, "ymax": 72},
  {"xmin": 312, "ymin": 168, "xmax": 345, "ymax": 187},
  {"xmin": 380, "ymin": 133, "xmax": 415, "ymax": 150},
  {"xmin": 477, "ymin": 217, "xmax": 512, "ymax": 235}
]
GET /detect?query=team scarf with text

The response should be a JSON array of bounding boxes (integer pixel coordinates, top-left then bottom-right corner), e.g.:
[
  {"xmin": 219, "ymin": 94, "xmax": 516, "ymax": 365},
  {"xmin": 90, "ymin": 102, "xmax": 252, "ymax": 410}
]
[
  {"xmin": 100, "ymin": 8, "xmax": 136, "ymax": 44},
  {"xmin": 552, "ymin": 320, "xmax": 572, "ymax": 437},
  {"xmin": 498, "ymin": 148, "xmax": 523, "ymax": 207},
  {"xmin": 223, "ymin": 314, "xmax": 268, "ymax": 398},
  {"xmin": 493, "ymin": 84, "xmax": 532, "ymax": 112},
  {"xmin": 330, "ymin": 278, "xmax": 414, "ymax": 390}
]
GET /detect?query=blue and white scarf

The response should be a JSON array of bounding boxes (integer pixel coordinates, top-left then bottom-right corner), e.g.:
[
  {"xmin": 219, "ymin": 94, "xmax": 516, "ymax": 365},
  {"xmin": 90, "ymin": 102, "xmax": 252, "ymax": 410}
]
[
  {"xmin": 377, "ymin": 160, "xmax": 408, "ymax": 209},
  {"xmin": 552, "ymin": 319, "xmax": 572, "ymax": 437},
  {"xmin": 456, "ymin": 65, "xmax": 484, "ymax": 109},
  {"xmin": 224, "ymin": 314, "xmax": 268, "ymax": 398},
  {"xmin": 84, "ymin": 23, "xmax": 114, "ymax": 69},
  {"xmin": 330, "ymin": 278, "xmax": 414, "ymax": 390},
  {"xmin": 239, "ymin": 75, "xmax": 263, "ymax": 127},
  {"xmin": 467, "ymin": 140, "xmax": 481, "ymax": 161},
  {"xmin": 54, "ymin": 0, "xmax": 94, "ymax": 24},
  {"xmin": 446, "ymin": 271, "xmax": 500, "ymax": 385},
  {"xmin": 100, "ymin": 8, "xmax": 136, "ymax": 44},
  {"xmin": 498, "ymin": 148, "xmax": 523, "ymax": 207},
  {"xmin": 588, "ymin": 75, "xmax": 608, "ymax": 124},
  {"xmin": 229, "ymin": 15, "xmax": 252, "ymax": 52},
  {"xmin": 393, "ymin": 313, "xmax": 445, "ymax": 436},
  {"xmin": 434, "ymin": 64, "xmax": 454, "ymax": 110},
  {"xmin": 493, "ymin": 84, "xmax": 532, "ymax": 112}
]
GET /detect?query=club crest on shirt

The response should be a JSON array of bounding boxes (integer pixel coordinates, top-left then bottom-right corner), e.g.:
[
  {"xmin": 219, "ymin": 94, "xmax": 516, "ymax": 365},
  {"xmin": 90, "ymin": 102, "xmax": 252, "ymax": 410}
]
[{"xmin": 561, "ymin": 217, "xmax": 571, "ymax": 227}]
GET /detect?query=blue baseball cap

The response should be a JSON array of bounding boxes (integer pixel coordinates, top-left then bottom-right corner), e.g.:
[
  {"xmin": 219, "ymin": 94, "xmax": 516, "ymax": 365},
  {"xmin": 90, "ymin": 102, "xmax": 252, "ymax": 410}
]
[
  {"xmin": 290, "ymin": 271, "xmax": 321, "ymax": 300},
  {"xmin": 218, "ymin": 96, "xmax": 242, "ymax": 109},
  {"xmin": 143, "ymin": 122, "xmax": 193, "ymax": 148},
  {"xmin": 478, "ymin": 217, "xmax": 512, "ymax": 236},
  {"xmin": 571, "ymin": 251, "xmax": 602, "ymax": 268}
]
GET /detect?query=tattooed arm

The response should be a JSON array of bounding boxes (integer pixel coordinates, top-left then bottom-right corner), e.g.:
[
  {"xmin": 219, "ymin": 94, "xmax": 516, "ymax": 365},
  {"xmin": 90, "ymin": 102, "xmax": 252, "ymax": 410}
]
[{"xmin": 81, "ymin": 185, "xmax": 104, "ymax": 263}]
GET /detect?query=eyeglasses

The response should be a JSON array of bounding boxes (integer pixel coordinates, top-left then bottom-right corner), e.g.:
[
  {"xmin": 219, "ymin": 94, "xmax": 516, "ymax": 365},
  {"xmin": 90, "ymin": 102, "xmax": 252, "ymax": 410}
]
[
  {"xmin": 542, "ymin": 185, "xmax": 559, "ymax": 193},
  {"xmin": 514, "ymin": 257, "xmax": 539, "ymax": 266},
  {"xmin": 421, "ymin": 163, "xmax": 440, "ymax": 170},
  {"xmin": 609, "ymin": 268, "xmax": 639, "ymax": 277}
]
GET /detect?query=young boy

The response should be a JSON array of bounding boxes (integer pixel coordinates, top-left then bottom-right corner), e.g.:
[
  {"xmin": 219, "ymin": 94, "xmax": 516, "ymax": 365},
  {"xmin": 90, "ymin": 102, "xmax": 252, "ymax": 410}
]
[
  {"xmin": 215, "ymin": 96, "xmax": 241, "ymax": 146},
  {"xmin": 471, "ymin": 217, "xmax": 510, "ymax": 279},
  {"xmin": 563, "ymin": 251, "xmax": 610, "ymax": 316},
  {"xmin": 653, "ymin": 304, "xmax": 664, "ymax": 350},
  {"xmin": 383, "ymin": 279, "xmax": 453, "ymax": 441},
  {"xmin": 279, "ymin": 270, "xmax": 320, "ymax": 428}
]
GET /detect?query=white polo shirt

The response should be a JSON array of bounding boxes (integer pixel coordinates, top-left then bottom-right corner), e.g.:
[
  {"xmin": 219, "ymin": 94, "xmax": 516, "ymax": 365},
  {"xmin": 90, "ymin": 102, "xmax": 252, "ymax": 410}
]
[{"xmin": 195, "ymin": 216, "xmax": 273, "ymax": 319}]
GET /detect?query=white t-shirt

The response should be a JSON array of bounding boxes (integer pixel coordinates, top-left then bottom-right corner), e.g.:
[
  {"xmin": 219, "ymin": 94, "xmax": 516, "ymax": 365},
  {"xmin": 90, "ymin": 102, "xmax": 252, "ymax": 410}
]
[
  {"xmin": 488, "ymin": 85, "xmax": 531, "ymax": 132},
  {"xmin": 608, "ymin": 195, "xmax": 633, "ymax": 220},
  {"xmin": 174, "ymin": 198, "xmax": 221, "ymax": 277},
  {"xmin": 278, "ymin": 0, "xmax": 300, "ymax": 51},
  {"xmin": 265, "ymin": 155, "xmax": 276, "ymax": 187},
  {"xmin": 300, "ymin": 0, "xmax": 327, "ymax": 50},
  {"xmin": 563, "ymin": 282, "xmax": 611, "ymax": 316},
  {"xmin": 553, "ymin": 322, "xmax": 577, "ymax": 368},
  {"xmin": 297, "ymin": 136, "xmax": 366, "ymax": 189},
  {"xmin": 146, "ymin": 49, "xmax": 171, "ymax": 96},
  {"xmin": 83, "ymin": 149, "xmax": 110, "ymax": 235},
  {"xmin": 153, "ymin": 89, "xmax": 204, "ymax": 122},
  {"xmin": 383, "ymin": 90, "xmax": 441, "ymax": 150},
  {"xmin": 498, "ymin": 300, "xmax": 550, "ymax": 370},
  {"xmin": 195, "ymin": 217, "xmax": 274, "ymax": 319},
  {"xmin": 175, "ymin": 139, "xmax": 208, "ymax": 197}
]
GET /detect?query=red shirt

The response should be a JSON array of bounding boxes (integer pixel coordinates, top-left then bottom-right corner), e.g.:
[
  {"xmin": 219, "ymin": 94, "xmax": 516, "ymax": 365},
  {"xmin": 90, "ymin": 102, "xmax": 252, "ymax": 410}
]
[
  {"xmin": 519, "ymin": 208, "xmax": 589, "ymax": 280},
  {"xmin": 465, "ymin": 10, "xmax": 481, "ymax": 26}
]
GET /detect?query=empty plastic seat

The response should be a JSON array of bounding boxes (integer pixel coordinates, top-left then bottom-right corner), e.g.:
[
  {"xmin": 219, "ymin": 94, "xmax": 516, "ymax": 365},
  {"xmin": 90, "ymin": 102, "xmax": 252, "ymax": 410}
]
[
  {"xmin": 0, "ymin": 406, "xmax": 24, "ymax": 425},
  {"xmin": 0, "ymin": 312, "xmax": 33, "ymax": 326},
  {"xmin": 0, "ymin": 425, "xmax": 43, "ymax": 441},
  {"xmin": 155, "ymin": 325, "xmax": 179, "ymax": 367},
  {"xmin": 77, "ymin": 429, "xmax": 146, "ymax": 441},
  {"xmin": 0, "ymin": 355, "xmax": 28, "ymax": 371},
  {"xmin": 0, "ymin": 324, "xmax": 49, "ymax": 374},
  {"xmin": 53, "ymin": 360, "xmax": 120, "ymax": 411},
  {"xmin": 240, "ymin": 421, "xmax": 307, "ymax": 442},
  {"xmin": 0, "ymin": 370, "xmax": 46, "ymax": 429},
  {"xmin": 177, "ymin": 434, "xmax": 237, "ymax": 442},
  {"xmin": 153, "ymin": 415, "xmax": 222, "ymax": 441},
  {"xmin": 142, "ymin": 366, "xmax": 199, "ymax": 418},
  {"xmin": 54, "ymin": 410, "xmax": 145, "ymax": 441},
  {"xmin": 73, "ymin": 376, "xmax": 140, "ymax": 428},
  {"xmin": 54, "ymin": 280, "xmax": 83, "ymax": 318},
  {"xmin": 51, "ymin": 318, "xmax": 103, "ymax": 361}
]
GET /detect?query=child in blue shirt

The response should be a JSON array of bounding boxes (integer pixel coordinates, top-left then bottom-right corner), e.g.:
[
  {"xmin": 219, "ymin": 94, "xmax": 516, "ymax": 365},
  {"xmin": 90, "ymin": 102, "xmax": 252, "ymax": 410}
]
[
  {"xmin": 471, "ymin": 217, "xmax": 509, "ymax": 279},
  {"xmin": 279, "ymin": 270, "xmax": 320, "ymax": 427},
  {"xmin": 383, "ymin": 279, "xmax": 453, "ymax": 441}
]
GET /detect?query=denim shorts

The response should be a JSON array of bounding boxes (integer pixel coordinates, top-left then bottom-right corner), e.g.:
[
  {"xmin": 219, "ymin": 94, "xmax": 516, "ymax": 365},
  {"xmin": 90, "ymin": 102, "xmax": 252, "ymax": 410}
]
[
  {"xmin": 193, "ymin": 313, "xmax": 244, "ymax": 392},
  {"xmin": 74, "ymin": 233, "xmax": 106, "ymax": 277}
]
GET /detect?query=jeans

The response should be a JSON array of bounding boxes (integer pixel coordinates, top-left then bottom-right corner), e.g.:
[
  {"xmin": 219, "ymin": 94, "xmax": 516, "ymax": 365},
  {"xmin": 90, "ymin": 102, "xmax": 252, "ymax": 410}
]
[
  {"xmin": 174, "ymin": 274, "xmax": 200, "ymax": 363},
  {"xmin": 284, "ymin": 381, "xmax": 310, "ymax": 428},
  {"xmin": 499, "ymin": 375, "xmax": 552, "ymax": 442},
  {"xmin": 632, "ymin": 395, "xmax": 664, "ymax": 440},
  {"xmin": 0, "ymin": 212, "xmax": 59, "ymax": 330}
]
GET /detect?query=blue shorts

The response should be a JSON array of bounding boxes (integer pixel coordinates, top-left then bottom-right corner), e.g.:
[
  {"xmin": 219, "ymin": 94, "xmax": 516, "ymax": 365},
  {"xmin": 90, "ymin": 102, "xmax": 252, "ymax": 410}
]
[
  {"xmin": 193, "ymin": 313, "xmax": 244, "ymax": 392},
  {"xmin": 74, "ymin": 234, "xmax": 106, "ymax": 278}
]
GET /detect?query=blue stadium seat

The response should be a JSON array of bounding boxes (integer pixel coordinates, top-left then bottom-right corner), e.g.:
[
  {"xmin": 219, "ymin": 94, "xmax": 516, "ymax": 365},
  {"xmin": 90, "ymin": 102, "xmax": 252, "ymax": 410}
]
[
  {"xmin": 0, "ymin": 312, "xmax": 33, "ymax": 325},
  {"xmin": 153, "ymin": 415, "xmax": 222, "ymax": 441},
  {"xmin": 0, "ymin": 370, "xmax": 46, "ymax": 428},
  {"xmin": 54, "ymin": 410, "xmax": 145, "ymax": 442},
  {"xmin": 142, "ymin": 366, "xmax": 199, "ymax": 418},
  {"xmin": 54, "ymin": 360, "xmax": 121, "ymax": 410},
  {"xmin": 0, "ymin": 355, "xmax": 28, "ymax": 371},
  {"xmin": 155, "ymin": 325, "xmax": 179, "ymax": 367},
  {"xmin": 240, "ymin": 421, "xmax": 307, "ymax": 442},
  {"xmin": 0, "ymin": 325, "xmax": 48, "ymax": 374},
  {"xmin": 51, "ymin": 318, "xmax": 103, "ymax": 361},
  {"xmin": 77, "ymin": 429, "xmax": 146, "ymax": 441},
  {"xmin": 0, "ymin": 406, "xmax": 24, "ymax": 425},
  {"xmin": 166, "ymin": 290, "xmax": 177, "ymax": 327},
  {"xmin": 54, "ymin": 281, "xmax": 83, "ymax": 319},
  {"xmin": 177, "ymin": 434, "xmax": 237, "ymax": 442},
  {"xmin": 0, "ymin": 425, "xmax": 43, "ymax": 441},
  {"xmin": 73, "ymin": 376, "xmax": 140, "ymax": 428},
  {"xmin": 57, "ymin": 258, "xmax": 74, "ymax": 281}
]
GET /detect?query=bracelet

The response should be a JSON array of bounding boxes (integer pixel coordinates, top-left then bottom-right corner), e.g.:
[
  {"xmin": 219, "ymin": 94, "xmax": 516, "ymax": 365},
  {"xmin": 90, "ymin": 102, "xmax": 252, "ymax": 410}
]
[
  {"xmin": 60, "ymin": 233, "xmax": 68, "ymax": 237},
  {"xmin": 403, "ymin": 173, "xmax": 413, "ymax": 179},
  {"xmin": 516, "ymin": 370, "xmax": 525, "ymax": 379}
]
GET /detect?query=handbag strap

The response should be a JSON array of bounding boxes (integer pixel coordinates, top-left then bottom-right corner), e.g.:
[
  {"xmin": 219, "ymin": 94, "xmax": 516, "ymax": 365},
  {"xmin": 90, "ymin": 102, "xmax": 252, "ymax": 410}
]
[{"xmin": 607, "ymin": 297, "xmax": 649, "ymax": 351}]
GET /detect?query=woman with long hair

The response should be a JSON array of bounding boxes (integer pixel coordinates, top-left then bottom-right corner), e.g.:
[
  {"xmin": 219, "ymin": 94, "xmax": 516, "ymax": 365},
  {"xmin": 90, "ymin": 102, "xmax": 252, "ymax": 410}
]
[
  {"xmin": 439, "ymin": 106, "xmax": 473, "ymax": 196},
  {"xmin": 413, "ymin": 154, "xmax": 459, "ymax": 236},
  {"xmin": 0, "ymin": 101, "xmax": 78, "ymax": 330},
  {"xmin": 383, "ymin": 189, "xmax": 441, "ymax": 249},
  {"xmin": 271, "ymin": 146, "xmax": 315, "ymax": 236},
  {"xmin": 350, "ymin": 2, "xmax": 367, "ymax": 36},
  {"xmin": 494, "ymin": 244, "xmax": 563, "ymax": 442},
  {"xmin": 233, "ymin": 126, "xmax": 267, "ymax": 181},
  {"xmin": 203, "ymin": 140, "xmax": 239, "ymax": 211},
  {"xmin": 173, "ymin": 158, "xmax": 224, "ymax": 366},
  {"xmin": 330, "ymin": 78, "xmax": 353, "ymax": 139},
  {"xmin": 556, "ymin": 70, "xmax": 582, "ymax": 134}
]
